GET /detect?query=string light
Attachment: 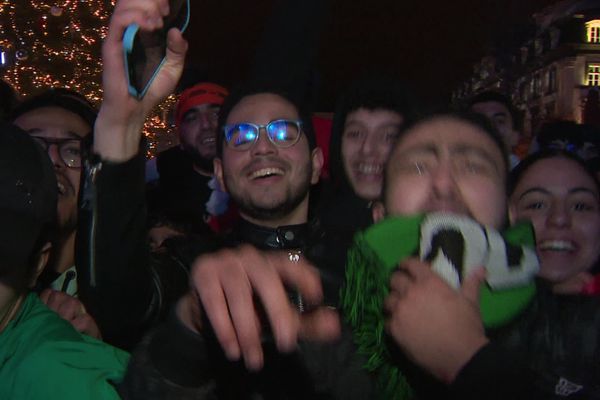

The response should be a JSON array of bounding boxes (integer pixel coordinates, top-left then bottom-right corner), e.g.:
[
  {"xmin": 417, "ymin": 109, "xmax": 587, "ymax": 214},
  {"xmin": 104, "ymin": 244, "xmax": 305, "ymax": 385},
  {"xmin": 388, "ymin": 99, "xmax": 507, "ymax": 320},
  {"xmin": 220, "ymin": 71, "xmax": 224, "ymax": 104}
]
[{"xmin": 0, "ymin": 0, "xmax": 177, "ymax": 157}]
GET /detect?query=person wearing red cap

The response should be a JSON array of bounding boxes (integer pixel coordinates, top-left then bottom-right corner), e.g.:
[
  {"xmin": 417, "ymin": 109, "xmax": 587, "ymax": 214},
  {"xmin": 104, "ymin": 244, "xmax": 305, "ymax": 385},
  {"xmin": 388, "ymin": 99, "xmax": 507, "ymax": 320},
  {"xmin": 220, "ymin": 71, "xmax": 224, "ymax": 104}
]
[
  {"xmin": 148, "ymin": 82, "xmax": 231, "ymax": 237},
  {"xmin": 173, "ymin": 82, "xmax": 228, "ymax": 173}
]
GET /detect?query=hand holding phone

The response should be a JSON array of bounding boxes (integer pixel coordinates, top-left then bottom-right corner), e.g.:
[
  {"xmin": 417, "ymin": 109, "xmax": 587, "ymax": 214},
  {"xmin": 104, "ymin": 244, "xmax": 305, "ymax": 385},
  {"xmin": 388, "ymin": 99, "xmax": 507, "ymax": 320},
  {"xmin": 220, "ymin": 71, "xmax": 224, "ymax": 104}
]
[
  {"xmin": 95, "ymin": 0, "xmax": 188, "ymax": 161},
  {"xmin": 123, "ymin": 0, "xmax": 190, "ymax": 99}
]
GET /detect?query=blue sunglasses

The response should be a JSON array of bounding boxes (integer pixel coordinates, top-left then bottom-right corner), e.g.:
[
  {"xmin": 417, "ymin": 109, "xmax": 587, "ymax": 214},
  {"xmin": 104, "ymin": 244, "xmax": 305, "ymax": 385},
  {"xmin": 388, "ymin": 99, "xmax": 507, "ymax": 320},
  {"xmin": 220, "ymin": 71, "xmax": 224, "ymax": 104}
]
[{"xmin": 223, "ymin": 119, "xmax": 303, "ymax": 151}]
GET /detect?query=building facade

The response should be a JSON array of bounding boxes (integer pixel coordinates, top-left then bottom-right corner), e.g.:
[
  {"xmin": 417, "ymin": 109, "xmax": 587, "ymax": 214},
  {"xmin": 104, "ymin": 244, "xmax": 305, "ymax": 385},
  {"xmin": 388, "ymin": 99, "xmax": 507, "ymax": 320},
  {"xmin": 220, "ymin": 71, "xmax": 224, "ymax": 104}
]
[{"xmin": 453, "ymin": 0, "xmax": 600, "ymax": 136}]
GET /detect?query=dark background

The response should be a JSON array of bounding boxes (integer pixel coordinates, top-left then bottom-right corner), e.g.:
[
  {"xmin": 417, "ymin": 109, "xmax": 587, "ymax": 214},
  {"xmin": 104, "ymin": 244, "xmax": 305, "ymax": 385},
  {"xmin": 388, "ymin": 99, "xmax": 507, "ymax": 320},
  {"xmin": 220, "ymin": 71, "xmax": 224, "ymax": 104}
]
[{"xmin": 183, "ymin": 0, "xmax": 562, "ymax": 110}]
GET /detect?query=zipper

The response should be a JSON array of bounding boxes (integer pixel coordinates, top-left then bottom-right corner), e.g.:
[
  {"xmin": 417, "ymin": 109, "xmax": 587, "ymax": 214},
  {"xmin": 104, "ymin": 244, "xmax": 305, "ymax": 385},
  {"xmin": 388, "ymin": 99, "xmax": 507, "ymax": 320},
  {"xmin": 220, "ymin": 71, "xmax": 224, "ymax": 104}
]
[
  {"xmin": 287, "ymin": 250, "xmax": 304, "ymax": 313},
  {"xmin": 82, "ymin": 159, "xmax": 102, "ymax": 288},
  {"xmin": 60, "ymin": 269, "xmax": 77, "ymax": 293}
]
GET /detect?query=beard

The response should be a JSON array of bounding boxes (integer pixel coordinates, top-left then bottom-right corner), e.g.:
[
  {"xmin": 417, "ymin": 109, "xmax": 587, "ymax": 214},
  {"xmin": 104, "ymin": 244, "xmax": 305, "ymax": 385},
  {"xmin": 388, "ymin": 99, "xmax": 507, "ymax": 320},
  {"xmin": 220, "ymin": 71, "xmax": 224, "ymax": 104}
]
[
  {"xmin": 56, "ymin": 187, "xmax": 78, "ymax": 240},
  {"xmin": 181, "ymin": 142, "xmax": 214, "ymax": 173},
  {"xmin": 224, "ymin": 160, "xmax": 313, "ymax": 223}
]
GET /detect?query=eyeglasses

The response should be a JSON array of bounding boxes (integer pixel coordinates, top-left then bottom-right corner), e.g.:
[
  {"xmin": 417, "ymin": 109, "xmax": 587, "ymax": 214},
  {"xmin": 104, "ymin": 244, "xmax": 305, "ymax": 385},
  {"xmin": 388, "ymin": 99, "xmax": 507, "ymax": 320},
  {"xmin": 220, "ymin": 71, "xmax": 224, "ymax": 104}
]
[
  {"xmin": 223, "ymin": 119, "xmax": 303, "ymax": 151},
  {"xmin": 31, "ymin": 136, "xmax": 83, "ymax": 168}
]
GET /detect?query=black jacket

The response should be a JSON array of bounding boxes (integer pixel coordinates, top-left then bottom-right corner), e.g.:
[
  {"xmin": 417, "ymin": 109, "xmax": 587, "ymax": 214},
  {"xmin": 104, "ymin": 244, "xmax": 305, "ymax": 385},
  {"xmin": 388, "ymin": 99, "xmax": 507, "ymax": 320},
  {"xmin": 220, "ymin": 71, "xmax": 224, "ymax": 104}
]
[
  {"xmin": 76, "ymin": 150, "xmax": 346, "ymax": 350},
  {"xmin": 118, "ymin": 218, "xmax": 371, "ymax": 400},
  {"xmin": 151, "ymin": 146, "xmax": 215, "ymax": 235},
  {"xmin": 77, "ymin": 153, "xmax": 160, "ymax": 350},
  {"xmin": 77, "ymin": 151, "xmax": 370, "ymax": 399},
  {"xmin": 491, "ymin": 283, "xmax": 600, "ymax": 399}
]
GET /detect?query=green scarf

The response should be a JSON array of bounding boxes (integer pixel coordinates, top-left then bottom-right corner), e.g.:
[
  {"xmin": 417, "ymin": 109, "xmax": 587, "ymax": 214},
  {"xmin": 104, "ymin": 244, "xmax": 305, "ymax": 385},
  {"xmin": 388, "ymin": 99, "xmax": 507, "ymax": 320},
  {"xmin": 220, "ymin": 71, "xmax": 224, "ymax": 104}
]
[{"xmin": 340, "ymin": 214, "xmax": 537, "ymax": 399}]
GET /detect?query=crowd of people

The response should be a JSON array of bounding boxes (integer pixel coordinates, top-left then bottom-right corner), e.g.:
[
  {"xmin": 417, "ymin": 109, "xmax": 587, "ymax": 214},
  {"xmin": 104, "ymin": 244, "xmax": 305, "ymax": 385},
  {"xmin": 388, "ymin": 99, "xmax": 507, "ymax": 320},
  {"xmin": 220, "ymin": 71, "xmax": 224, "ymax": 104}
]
[{"xmin": 1, "ymin": 0, "xmax": 600, "ymax": 398}]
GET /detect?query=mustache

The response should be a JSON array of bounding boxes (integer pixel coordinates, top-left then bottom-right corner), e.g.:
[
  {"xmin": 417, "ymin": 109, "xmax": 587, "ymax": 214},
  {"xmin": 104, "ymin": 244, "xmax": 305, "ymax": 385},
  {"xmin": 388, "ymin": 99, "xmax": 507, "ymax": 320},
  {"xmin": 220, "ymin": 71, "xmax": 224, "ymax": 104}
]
[
  {"xmin": 241, "ymin": 156, "xmax": 290, "ymax": 175},
  {"xmin": 195, "ymin": 131, "xmax": 217, "ymax": 140}
]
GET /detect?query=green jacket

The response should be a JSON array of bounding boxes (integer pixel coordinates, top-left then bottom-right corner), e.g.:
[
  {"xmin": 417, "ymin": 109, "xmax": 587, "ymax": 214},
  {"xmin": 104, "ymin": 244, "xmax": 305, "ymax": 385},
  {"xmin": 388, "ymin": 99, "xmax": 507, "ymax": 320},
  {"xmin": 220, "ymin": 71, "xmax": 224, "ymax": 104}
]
[{"xmin": 0, "ymin": 293, "xmax": 129, "ymax": 399}]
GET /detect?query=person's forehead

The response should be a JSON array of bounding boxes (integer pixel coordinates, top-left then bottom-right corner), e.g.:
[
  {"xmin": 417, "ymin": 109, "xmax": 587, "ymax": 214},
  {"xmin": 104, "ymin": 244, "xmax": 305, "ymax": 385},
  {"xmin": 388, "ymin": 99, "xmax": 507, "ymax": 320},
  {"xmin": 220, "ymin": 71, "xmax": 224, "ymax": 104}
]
[
  {"xmin": 397, "ymin": 116, "xmax": 502, "ymax": 153},
  {"xmin": 516, "ymin": 157, "xmax": 599, "ymax": 196},
  {"xmin": 186, "ymin": 103, "xmax": 220, "ymax": 113},
  {"xmin": 226, "ymin": 93, "xmax": 299, "ymax": 125},
  {"xmin": 13, "ymin": 106, "xmax": 91, "ymax": 138}
]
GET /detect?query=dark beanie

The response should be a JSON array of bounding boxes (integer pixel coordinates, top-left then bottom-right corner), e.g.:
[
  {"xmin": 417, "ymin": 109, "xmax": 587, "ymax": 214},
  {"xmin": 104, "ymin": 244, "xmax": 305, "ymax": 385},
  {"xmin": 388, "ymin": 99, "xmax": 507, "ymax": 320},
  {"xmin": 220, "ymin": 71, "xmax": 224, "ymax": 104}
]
[{"xmin": 10, "ymin": 87, "xmax": 97, "ymax": 128}]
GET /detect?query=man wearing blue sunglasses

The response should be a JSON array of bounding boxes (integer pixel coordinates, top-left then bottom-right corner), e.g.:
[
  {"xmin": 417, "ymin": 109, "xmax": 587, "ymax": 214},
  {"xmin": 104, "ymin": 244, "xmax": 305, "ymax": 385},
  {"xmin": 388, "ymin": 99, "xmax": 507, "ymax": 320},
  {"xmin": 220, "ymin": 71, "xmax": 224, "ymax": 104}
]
[{"xmin": 79, "ymin": 0, "xmax": 339, "ymax": 356}]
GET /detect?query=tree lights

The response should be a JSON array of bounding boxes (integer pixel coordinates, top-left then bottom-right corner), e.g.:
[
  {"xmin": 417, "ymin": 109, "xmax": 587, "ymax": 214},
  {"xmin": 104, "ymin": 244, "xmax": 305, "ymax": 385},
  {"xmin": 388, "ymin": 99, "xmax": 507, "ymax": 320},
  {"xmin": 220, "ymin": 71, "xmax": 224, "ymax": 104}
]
[{"xmin": 0, "ymin": 0, "xmax": 177, "ymax": 157}]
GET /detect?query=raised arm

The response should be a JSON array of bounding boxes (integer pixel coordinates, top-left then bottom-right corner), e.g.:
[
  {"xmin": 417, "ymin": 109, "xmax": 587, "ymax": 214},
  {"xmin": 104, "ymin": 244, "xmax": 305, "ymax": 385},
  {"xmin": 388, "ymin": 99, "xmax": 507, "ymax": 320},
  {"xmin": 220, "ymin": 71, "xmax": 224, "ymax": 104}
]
[{"xmin": 76, "ymin": 0, "xmax": 187, "ymax": 349}]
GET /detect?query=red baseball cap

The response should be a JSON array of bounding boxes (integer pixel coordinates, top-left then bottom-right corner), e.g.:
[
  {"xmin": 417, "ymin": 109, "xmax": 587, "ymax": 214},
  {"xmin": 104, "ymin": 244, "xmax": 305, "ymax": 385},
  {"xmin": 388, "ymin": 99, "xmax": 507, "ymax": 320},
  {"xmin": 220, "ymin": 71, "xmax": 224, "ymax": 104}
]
[{"xmin": 175, "ymin": 82, "xmax": 228, "ymax": 127}]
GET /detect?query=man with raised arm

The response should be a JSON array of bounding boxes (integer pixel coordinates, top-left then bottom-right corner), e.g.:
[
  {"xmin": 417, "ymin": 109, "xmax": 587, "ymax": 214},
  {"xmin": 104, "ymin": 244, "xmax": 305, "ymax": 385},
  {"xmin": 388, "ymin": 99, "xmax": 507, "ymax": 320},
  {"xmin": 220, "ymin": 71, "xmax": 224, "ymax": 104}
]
[{"xmin": 79, "ymin": 0, "xmax": 340, "ymax": 355}]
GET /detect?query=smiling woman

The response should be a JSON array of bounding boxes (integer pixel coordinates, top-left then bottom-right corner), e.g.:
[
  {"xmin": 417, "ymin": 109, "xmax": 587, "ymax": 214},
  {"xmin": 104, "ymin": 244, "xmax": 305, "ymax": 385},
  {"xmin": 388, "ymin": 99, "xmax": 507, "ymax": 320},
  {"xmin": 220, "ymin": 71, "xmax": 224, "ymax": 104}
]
[{"xmin": 509, "ymin": 149, "xmax": 600, "ymax": 294}]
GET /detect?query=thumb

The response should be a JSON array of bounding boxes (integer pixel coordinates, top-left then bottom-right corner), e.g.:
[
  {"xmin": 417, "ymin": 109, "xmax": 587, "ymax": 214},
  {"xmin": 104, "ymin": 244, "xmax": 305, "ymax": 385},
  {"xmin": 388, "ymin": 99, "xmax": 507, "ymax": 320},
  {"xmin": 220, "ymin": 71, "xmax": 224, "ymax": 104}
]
[
  {"xmin": 461, "ymin": 266, "xmax": 486, "ymax": 304},
  {"xmin": 165, "ymin": 27, "xmax": 188, "ymax": 66},
  {"xmin": 143, "ymin": 28, "xmax": 187, "ymax": 112}
]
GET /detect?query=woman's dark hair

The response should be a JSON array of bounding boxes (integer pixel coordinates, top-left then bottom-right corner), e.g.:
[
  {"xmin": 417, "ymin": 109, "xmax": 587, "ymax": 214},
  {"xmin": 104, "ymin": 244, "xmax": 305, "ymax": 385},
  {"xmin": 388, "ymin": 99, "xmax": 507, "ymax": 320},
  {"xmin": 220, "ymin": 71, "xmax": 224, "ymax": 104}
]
[
  {"xmin": 508, "ymin": 149, "xmax": 600, "ymax": 197},
  {"xmin": 328, "ymin": 76, "xmax": 419, "ymax": 195}
]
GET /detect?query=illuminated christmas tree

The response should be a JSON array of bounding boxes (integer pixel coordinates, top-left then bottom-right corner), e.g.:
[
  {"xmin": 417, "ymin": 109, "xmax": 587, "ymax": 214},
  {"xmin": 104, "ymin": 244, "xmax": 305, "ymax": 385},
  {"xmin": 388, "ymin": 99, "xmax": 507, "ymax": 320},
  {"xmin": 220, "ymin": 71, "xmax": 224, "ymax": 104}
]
[{"xmin": 0, "ymin": 0, "xmax": 177, "ymax": 157}]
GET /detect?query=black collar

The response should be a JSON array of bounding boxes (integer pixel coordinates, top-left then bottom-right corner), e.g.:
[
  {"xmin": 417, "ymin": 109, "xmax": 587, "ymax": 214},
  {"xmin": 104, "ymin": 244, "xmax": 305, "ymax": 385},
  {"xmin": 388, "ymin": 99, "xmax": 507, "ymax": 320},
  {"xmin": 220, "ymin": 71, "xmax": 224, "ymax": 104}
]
[{"xmin": 236, "ymin": 218, "xmax": 310, "ymax": 250}]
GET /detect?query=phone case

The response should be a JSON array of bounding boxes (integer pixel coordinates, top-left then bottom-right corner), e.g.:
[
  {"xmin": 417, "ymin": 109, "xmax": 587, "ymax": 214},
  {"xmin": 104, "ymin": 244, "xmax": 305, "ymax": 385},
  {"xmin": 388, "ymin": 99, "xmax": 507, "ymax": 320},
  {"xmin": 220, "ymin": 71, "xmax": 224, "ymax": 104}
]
[{"xmin": 122, "ymin": 0, "xmax": 190, "ymax": 99}]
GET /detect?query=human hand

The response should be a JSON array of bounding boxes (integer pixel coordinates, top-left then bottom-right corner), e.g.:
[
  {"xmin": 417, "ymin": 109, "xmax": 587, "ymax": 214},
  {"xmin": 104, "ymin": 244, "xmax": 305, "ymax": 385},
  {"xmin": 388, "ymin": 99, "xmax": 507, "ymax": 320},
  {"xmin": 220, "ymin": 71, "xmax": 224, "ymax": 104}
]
[
  {"xmin": 384, "ymin": 258, "xmax": 489, "ymax": 383},
  {"xmin": 95, "ymin": 0, "xmax": 188, "ymax": 161},
  {"xmin": 177, "ymin": 245, "xmax": 341, "ymax": 371},
  {"xmin": 40, "ymin": 289, "xmax": 102, "ymax": 339}
]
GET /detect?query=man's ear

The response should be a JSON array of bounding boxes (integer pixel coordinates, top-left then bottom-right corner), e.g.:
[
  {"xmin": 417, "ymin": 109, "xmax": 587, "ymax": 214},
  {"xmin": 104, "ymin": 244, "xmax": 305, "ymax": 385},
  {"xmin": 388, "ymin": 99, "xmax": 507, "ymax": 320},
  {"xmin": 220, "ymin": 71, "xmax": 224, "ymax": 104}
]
[
  {"xmin": 213, "ymin": 158, "xmax": 228, "ymax": 194},
  {"xmin": 29, "ymin": 242, "xmax": 51, "ymax": 288},
  {"xmin": 372, "ymin": 201, "xmax": 386, "ymax": 222},
  {"xmin": 310, "ymin": 147, "xmax": 324, "ymax": 185}
]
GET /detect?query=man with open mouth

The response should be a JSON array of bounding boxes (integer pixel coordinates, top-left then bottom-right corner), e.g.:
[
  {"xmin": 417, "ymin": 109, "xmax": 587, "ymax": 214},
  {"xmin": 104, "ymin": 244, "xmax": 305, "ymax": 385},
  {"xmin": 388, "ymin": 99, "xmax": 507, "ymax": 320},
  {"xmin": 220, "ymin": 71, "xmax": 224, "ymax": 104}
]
[
  {"xmin": 149, "ymin": 82, "xmax": 232, "ymax": 236},
  {"xmin": 11, "ymin": 89, "xmax": 96, "ymax": 298}
]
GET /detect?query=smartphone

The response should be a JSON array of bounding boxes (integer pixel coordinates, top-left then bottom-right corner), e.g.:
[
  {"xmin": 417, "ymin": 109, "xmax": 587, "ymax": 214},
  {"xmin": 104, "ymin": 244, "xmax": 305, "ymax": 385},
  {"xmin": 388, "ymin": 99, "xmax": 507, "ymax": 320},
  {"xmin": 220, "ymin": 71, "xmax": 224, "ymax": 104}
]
[{"xmin": 123, "ymin": 0, "xmax": 191, "ymax": 99}]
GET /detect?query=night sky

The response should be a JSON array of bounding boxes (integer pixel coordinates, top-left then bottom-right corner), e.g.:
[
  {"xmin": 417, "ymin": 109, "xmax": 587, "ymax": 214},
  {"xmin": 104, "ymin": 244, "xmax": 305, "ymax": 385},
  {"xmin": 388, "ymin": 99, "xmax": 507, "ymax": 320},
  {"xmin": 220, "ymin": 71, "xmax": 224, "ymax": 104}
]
[{"xmin": 183, "ymin": 0, "xmax": 563, "ymax": 110}]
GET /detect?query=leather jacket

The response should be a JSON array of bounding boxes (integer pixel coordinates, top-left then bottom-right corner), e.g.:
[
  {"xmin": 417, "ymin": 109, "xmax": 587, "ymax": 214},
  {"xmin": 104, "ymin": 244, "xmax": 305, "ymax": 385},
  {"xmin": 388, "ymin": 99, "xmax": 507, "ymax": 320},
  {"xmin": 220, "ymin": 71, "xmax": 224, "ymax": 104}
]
[
  {"xmin": 75, "ymin": 152, "xmax": 343, "ymax": 350},
  {"xmin": 491, "ymin": 283, "xmax": 600, "ymax": 399}
]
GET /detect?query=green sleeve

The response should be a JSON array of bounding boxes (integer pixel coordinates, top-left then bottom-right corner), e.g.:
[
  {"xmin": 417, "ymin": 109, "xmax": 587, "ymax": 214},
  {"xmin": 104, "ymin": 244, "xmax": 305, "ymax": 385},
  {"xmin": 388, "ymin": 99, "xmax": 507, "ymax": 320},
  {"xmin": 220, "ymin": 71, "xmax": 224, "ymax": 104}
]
[{"xmin": 9, "ymin": 337, "xmax": 129, "ymax": 400}]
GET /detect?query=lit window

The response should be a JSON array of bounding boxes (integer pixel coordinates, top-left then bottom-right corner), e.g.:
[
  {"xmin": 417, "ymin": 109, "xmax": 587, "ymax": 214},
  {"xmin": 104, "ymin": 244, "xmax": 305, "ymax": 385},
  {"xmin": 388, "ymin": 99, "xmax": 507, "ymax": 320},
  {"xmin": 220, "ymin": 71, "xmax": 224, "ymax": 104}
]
[
  {"xmin": 586, "ymin": 20, "xmax": 600, "ymax": 43},
  {"xmin": 588, "ymin": 64, "xmax": 600, "ymax": 86}
]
